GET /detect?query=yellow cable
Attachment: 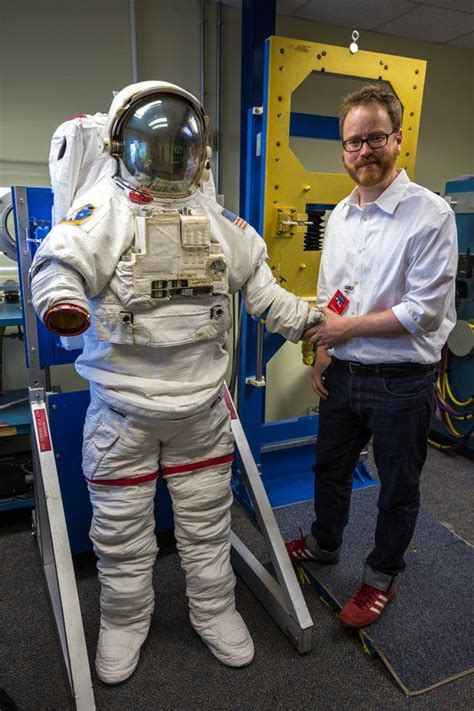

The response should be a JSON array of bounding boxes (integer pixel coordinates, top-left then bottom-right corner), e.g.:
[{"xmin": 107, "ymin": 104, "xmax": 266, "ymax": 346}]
[
  {"xmin": 445, "ymin": 374, "xmax": 474, "ymax": 408},
  {"xmin": 433, "ymin": 350, "xmax": 473, "ymax": 443},
  {"xmin": 443, "ymin": 412, "xmax": 473, "ymax": 438},
  {"xmin": 295, "ymin": 564, "xmax": 310, "ymax": 586},
  {"xmin": 442, "ymin": 410, "xmax": 462, "ymax": 438},
  {"xmin": 359, "ymin": 630, "xmax": 373, "ymax": 656}
]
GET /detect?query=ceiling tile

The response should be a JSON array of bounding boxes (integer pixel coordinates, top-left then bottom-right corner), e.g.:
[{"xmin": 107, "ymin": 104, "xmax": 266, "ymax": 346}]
[
  {"xmin": 375, "ymin": 5, "xmax": 474, "ymax": 42},
  {"xmin": 418, "ymin": 0, "xmax": 474, "ymax": 13},
  {"xmin": 292, "ymin": 0, "xmax": 418, "ymax": 31},
  {"xmin": 218, "ymin": 0, "xmax": 241, "ymax": 7},
  {"xmin": 448, "ymin": 31, "xmax": 474, "ymax": 48},
  {"xmin": 276, "ymin": 0, "xmax": 309, "ymax": 14}
]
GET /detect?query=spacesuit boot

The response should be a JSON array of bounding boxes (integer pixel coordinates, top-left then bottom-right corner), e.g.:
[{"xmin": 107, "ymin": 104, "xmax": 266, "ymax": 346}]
[
  {"xmin": 95, "ymin": 616, "xmax": 151, "ymax": 685},
  {"xmin": 189, "ymin": 608, "xmax": 255, "ymax": 667}
]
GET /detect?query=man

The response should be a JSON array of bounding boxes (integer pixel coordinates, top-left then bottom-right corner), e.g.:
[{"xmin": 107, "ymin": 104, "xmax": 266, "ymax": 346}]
[
  {"xmin": 286, "ymin": 84, "xmax": 457, "ymax": 628},
  {"xmin": 30, "ymin": 81, "xmax": 321, "ymax": 684}
]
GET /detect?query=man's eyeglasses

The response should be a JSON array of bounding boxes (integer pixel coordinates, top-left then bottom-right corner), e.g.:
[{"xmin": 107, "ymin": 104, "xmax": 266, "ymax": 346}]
[{"xmin": 342, "ymin": 130, "xmax": 398, "ymax": 153}]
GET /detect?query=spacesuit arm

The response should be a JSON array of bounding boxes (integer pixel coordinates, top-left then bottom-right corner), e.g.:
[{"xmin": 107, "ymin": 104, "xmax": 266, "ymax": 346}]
[
  {"xmin": 30, "ymin": 259, "xmax": 90, "ymax": 335},
  {"xmin": 241, "ymin": 260, "xmax": 312, "ymax": 343}
]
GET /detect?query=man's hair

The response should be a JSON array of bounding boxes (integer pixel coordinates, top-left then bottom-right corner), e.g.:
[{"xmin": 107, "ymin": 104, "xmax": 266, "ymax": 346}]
[{"xmin": 339, "ymin": 84, "xmax": 403, "ymax": 137}]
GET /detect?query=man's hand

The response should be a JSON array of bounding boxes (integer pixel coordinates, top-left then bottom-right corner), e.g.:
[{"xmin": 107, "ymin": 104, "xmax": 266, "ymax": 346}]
[
  {"xmin": 311, "ymin": 347, "xmax": 332, "ymax": 400},
  {"xmin": 304, "ymin": 307, "xmax": 350, "ymax": 348}
]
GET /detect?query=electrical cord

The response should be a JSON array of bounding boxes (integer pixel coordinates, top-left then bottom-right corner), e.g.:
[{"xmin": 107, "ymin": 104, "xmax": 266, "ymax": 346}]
[{"xmin": 429, "ymin": 345, "xmax": 474, "ymax": 452}]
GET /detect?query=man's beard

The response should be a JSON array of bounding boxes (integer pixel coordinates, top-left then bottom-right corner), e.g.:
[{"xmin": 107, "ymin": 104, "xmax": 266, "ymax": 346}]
[{"xmin": 343, "ymin": 150, "xmax": 397, "ymax": 187}]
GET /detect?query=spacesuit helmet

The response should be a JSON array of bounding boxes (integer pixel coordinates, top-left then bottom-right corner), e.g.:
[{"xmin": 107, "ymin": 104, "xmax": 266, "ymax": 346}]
[{"xmin": 106, "ymin": 81, "xmax": 209, "ymax": 199}]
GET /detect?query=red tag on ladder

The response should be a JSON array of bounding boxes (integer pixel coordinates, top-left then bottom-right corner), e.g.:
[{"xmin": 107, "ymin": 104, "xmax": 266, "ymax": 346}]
[{"xmin": 34, "ymin": 408, "xmax": 52, "ymax": 451}]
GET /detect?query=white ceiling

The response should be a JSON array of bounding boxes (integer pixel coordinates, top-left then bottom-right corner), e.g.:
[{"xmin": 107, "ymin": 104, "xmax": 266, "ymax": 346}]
[{"xmin": 221, "ymin": 1, "xmax": 474, "ymax": 49}]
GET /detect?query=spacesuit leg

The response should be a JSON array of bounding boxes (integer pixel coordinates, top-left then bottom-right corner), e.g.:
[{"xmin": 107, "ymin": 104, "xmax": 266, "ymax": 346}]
[
  {"xmin": 163, "ymin": 397, "xmax": 254, "ymax": 667},
  {"xmin": 82, "ymin": 399, "xmax": 160, "ymax": 684}
]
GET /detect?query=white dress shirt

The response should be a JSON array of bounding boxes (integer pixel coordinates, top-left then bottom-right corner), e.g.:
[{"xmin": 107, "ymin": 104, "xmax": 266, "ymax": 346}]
[{"xmin": 317, "ymin": 170, "xmax": 458, "ymax": 364}]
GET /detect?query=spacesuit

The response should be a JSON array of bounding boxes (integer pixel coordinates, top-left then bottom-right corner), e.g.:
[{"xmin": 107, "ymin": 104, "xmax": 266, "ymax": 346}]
[
  {"xmin": 49, "ymin": 112, "xmax": 116, "ymax": 225},
  {"xmin": 30, "ymin": 81, "xmax": 319, "ymax": 684}
]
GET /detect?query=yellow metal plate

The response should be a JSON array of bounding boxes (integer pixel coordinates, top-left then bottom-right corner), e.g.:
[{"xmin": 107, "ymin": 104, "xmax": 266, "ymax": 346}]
[
  {"xmin": 0, "ymin": 426, "xmax": 17, "ymax": 437},
  {"xmin": 263, "ymin": 36, "xmax": 427, "ymax": 299}
]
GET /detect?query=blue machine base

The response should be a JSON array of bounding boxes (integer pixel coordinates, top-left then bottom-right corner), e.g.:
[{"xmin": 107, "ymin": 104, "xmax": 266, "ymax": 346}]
[
  {"xmin": 0, "ymin": 495, "xmax": 35, "ymax": 512},
  {"xmin": 232, "ymin": 443, "xmax": 375, "ymax": 513}
]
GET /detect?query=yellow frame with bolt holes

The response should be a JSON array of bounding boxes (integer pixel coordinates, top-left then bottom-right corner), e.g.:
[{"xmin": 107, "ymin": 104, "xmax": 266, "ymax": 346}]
[{"xmin": 262, "ymin": 35, "xmax": 427, "ymax": 300}]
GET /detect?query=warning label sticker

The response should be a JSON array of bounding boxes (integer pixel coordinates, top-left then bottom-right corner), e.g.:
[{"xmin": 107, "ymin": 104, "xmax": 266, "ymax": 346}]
[
  {"xmin": 223, "ymin": 386, "xmax": 238, "ymax": 421},
  {"xmin": 34, "ymin": 408, "xmax": 52, "ymax": 452}
]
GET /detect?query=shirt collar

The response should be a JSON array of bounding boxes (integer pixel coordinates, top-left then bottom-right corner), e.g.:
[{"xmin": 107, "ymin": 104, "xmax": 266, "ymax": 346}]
[{"xmin": 342, "ymin": 169, "xmax": 411, "ymax": 215}]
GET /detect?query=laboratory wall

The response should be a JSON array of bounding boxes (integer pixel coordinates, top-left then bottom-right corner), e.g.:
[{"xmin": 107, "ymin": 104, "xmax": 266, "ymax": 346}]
[{"xmin": 0, "ymin": 1, "xmax": 472, "ymax": 417}]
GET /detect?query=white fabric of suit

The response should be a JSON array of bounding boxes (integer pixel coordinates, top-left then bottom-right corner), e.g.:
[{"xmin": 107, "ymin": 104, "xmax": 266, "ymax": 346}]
[
  {"xmin": 49, "ymin": 113, "xmax": 116, "ymax": 226},
  {"xmin": 30, "ymin": 178, "xmax": 310, "ymax": 417},
  {"xmin": 84, "ymin": 394, "xmax": 234, "ymax": 631},
  {"xmin": 29, "ymin": 176, "xmax": 311, "ymax": 639}
]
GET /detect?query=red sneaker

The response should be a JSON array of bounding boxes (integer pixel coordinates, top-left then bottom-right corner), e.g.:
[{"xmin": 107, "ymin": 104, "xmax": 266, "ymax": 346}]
[
  {"xmin": 285, "ymin": 529, "xmax": 339, "ymax": 564},
  {"xmin": 338, "ymin": 584, "xmax": 396, "ymax": 628}
]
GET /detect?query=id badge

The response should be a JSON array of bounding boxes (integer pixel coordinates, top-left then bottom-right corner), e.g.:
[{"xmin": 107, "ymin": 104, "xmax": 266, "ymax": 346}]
[{"xmin": 328, "ymin": 289, "xmax": 350, "ymax": 315}]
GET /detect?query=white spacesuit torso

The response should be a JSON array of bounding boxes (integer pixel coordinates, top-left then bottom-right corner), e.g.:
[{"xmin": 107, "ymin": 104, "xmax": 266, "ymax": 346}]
[
  {"xmin": 31, "ymin": 178, "xmax": 310, "ymax": 417},
  {"xmin": 92, "ymin": 191, "xmax": 231, "ymax": 348}
]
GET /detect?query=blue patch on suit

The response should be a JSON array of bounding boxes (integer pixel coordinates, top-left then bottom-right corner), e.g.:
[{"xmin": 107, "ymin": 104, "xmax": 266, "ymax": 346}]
[{"xmin": 61, "ymin": 203, "xmax": 96, "ymax": 225}]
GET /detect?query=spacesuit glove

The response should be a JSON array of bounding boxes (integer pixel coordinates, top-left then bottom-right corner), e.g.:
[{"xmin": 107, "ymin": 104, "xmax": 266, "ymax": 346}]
[
  {"xmin": 305, "ymin": 308, "xmax": 324, "ymax": 330},
  {"xmin": 300, "ymin": 308, "xmax": 323, "ymax": 362},
  {"xmin": 44, "ymin": 303, "xmax": 90, "ymax": 336}
]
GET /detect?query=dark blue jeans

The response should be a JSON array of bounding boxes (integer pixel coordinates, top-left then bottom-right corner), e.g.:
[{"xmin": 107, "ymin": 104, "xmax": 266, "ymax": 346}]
[{"xmin": 311, "ymin": 358, "xmax": 436, "ymax": 587}]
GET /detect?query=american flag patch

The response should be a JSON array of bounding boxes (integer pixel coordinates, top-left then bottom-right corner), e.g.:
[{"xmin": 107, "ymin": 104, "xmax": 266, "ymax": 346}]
[{"xmin": 221, "ymin": 208, "xmax": 248, "ymax": 231}]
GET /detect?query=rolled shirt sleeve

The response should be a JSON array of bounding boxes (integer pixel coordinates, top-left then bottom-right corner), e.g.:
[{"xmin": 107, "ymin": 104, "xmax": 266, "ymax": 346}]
[{"xmin": 391, "ymin": 211, "xmax": 458, "ymax": 335}]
